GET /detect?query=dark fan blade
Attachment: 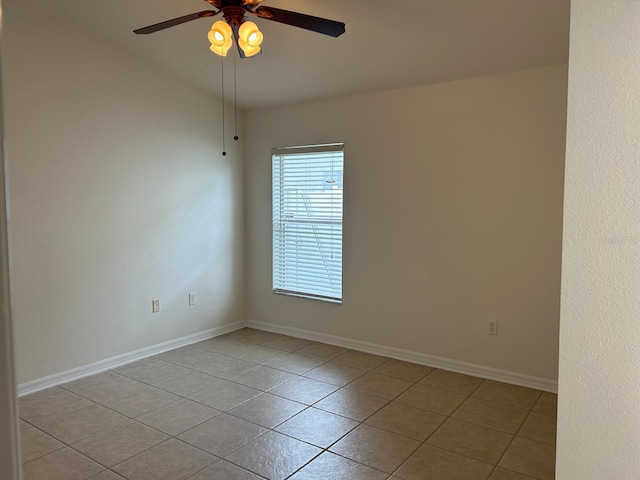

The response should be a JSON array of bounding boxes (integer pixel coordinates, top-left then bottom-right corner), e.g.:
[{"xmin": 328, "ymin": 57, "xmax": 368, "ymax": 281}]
[
  {"xmin": 253, "ymin": 6, "xmax": 345, "ymax": 37},
  {"xmin": 134, "ymin": 10, "xmax": 220, "ymax": 34}
]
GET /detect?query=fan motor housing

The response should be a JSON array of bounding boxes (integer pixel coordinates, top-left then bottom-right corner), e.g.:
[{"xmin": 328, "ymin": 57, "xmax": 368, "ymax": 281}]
[
  {"xmin": 222, "ymin": 6, "xmax": 250, "ymax": 25},
  {"xmin": 206, "ymin": 0, "xmax": 263, "ymax": 9}
]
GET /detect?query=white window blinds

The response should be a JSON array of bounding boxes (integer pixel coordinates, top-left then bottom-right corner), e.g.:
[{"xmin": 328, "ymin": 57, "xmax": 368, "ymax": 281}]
[{"xmin": 272, "ymin": 144, "xmax": 344, "ymax": 303}]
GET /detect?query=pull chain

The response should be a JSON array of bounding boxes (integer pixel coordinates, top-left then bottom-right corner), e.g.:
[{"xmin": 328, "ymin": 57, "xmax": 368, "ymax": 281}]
[
  {"xmin": 221, "ymin": 52, "xmax": 226, "ymax": 156},
  {"xmin": 233, "ymin": 47, "xmax": 239, "ymax": 141}
]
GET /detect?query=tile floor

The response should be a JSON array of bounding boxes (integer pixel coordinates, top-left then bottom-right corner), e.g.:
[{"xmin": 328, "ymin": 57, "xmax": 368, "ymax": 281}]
[{"xmin": 18, "ymin": 328, "xmax": 557, "ymax": 480}]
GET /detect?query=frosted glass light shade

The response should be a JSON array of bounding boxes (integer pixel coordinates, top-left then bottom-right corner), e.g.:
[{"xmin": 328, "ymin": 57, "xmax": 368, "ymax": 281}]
[
  {"xmin": 208, "ymin": 21, "xmax": 233, "ymax": 56},
  {"xmin": 238, "ymin": 21, "xmax": 263, "ymax": 57}
]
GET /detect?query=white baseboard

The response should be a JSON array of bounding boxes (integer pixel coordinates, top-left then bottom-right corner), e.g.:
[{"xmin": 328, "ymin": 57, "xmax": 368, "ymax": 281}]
[
  {"xmin": 246, "ymin": 320, "xmax": 558, "ymax": 393},
  {"xmin": 19, "ymin": 319, "xmax": 557, "ymax": 396},
  {"xmin": 17, "ymin": 321, "xmax": 245, "ymax": 397}
]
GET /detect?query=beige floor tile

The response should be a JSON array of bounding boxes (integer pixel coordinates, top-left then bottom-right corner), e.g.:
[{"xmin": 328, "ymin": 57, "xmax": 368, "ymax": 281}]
[
  {"xmin": 63, "ymin": 372, "xmax": 179, "ymax": 418},
  {"xmin": 112, "ymin": 357, "xmax": 179, "ymax": 384},
  {"xmin": 296, "ymin": 343, "xmax": 348, "ymax": 361},
  {"xmin": 330, "ymin": 351, "xmax": 389, "ymax": 370},
  {"xmin": 72, "ymin": 419, "xmax": 169, "ymax": 467},
  {"xmin": 98, "ymin": 384, "xmax": 180, "ymax": 418},
  {"xmin": 314, "ymin": 388, "xmax": 389, "ymax": 421},
  {"xmin": 152, "ymin": 347, "xmax": 203, "ymax": 366},
  {"xmin": 263, "ymin": 335, "xmax": 314, "ymax": 353},
  {"xmin": 135, "ymin": 399, "xmax": 220, "ymax": 436},
  {"xmin": 452, "ymin": 397, "xmax": 529, "ymax": 434},
  {"xmin": 20, "ymin": 424, "xmax": 65, "ymax": 463},
  {"xmin": 227, "ymin": 393, "xmax": 306, "ymax": 428},
  {"xmin": 170, "ymin": 347, "xmax": 238, "ymax": 375},
  {"xmin": 19, "ymin": 387, "xmax": 92, "ymax": 425},
  {"xmin": 222, "ymin": 344, "xmax": 288, "ymax": 365},
  {"xmin": 112, "ymin": 439, "xmax": 216, "ymax": 480},
  {"xmin": 395, "ymin": 384, "xmax": 467, "ymax": 416},
  {"xmin": 153, "ymin": 369, "xmax": 214, "ymax": 397},
  {"xmin": 420, "ymin": 369, "xmax": 484, "ymax": 395},
  {"xmin": 178, "ymin": 413, "xmax": 267, "ymax": 457},
  {"xmin": 148, "ymin": 368, "xmax": 217, "ymax": 397},
  {"xmin": 217, "ymin": 330, "xmax": 251, "ymax": 342},
  {"xmin": 263, "ymin": 353, "xmax": 325, "ymax": 375},
  {"xmin": 197, "ymin": 356, "xmax": 257, "ymax": 379},
  {"xmin": 304, "ymin": 363, "xmax": 366, "ymax": 386},
  {"xmin": 532, "ymin": 392, "xmax": 557, "ymax": 417},
  {"xmin": 472, "ymin": 381, "xmax": 541, "ymax": 410},
  {"xmin": 187, "ymin": 460, "xmax": 264, "ymax": 479},
  {"xmin": 200, "ymin": 357, "xmax": 259, "ymax": 380},
  {"xmin": 373, "ymin": 359, "xmax": 434, "ymax": 382},
  {"xmin": 269, "ymin": 376, "xmax": 338, "ymax": 405},
  {"xmin": 426, "ymin": 418, "xmax": 513, "ymax": 464},
  {"xmin": 330, "ymin": 424, "xmax": 420, "ymax": 473},
  {"xmin": 222, "ymin": 328, "xmax": 283, "ymax": 345},
  {"xmin": 489, "ymin": 467, "xmax": 538, "ymax": 479},
  {"xmin": 154, "ymin": 344, "xmax": 201, "ymax": 359},
  {"xmin": 18, "ymin": 331, "xmax": 556, "ymax": 480},
  {"xmin": 498, "ymin": 437, "xmax": 556, "ymax": 480},
  {"xmin": 288, "ymin": 451, "xmax": 388, "ymax": 480},
  {"xmin": 187, "ymin": 377, "xmax": 262, "ymax": 411},
  {"xmin": 192, "ymin": 338, "xmax": 252, "ymax": 356},
  {"xmin": 275, "ymin": 407, "xmax": 358, "ymax": 447},
  {"xmin": 517, "ymin": 412, "xmax": 557, "ymax": 446},
  {"xmin": 157, "ymin": 348, "xmax": 254, "ymax": 379},
  {"xmin": 226, "ymin": 430, "xmax": 321, "ymax": 480},
  {"xmin": 346, "ymin": 372, "xmax": 413, "ymax": 400},
  {"xmin": 89, "ymin": 471, "xmax": 126, "ymax": 480},
  {"xmin": 37, "ymin": 403, "xmax": 128, "ymax": 444},
  {"xmin": 20, "ymin": 418, "xmax": 31, "ymax": 432},
  {"xmin": 22, "ymin": 447, "xmax": 104, "ymax": 480},
  {"xmin": 233, "ymin": 365, "xmax": 297, "ymax": 391},
  {"xmin": 62, "ymin": 371, "xmax": 133, "ymax": 392},
  {"xmin": 365, "ymin": 402, "xmax": 445, "ymax": 441},
  {"xmin": 394, "ymin": 444, "xmax": 494, "ymax": 480}
]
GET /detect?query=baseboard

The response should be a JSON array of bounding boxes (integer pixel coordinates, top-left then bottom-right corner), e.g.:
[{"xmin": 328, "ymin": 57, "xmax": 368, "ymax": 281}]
[
  {"xmin": 19, "ymin": 319, "xmax": 558, "ymax": 396},
  {"xmin": 246, "ymin": 320, "xmax": 558, "ymax": 393},
  {"xmin": 17, "ymin": 321, "xmax": 245, "ymax": 397}
]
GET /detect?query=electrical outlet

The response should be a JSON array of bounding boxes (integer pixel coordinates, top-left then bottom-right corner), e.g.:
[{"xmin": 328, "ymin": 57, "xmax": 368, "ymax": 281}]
[
  {"xmin": 488, "ymin": 321, "xmax": 498, "ymax": 336},
  {"xmin": 152, "ymin": 299, "xmax": 160, "ymax": 313},
  {"xmin": 189, "ymin": 292, "xmax": 196, "ymax": 306}
]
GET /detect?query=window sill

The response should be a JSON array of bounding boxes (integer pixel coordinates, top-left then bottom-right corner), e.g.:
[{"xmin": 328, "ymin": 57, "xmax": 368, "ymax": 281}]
[{"xmin": 273, "ymin": 290, "xmax": 342, "ymax": 305}]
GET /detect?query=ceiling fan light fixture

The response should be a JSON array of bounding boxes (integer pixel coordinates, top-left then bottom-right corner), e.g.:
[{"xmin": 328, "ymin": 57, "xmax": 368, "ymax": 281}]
[
  {"xmin": 238, "ymin": 21, "xmax": 263, "ymax": 57},
  {"xmin": 208, "ymin": 20, "xmax": 233, "ymax": 56},
  {"xmin": 238, "ymin": 39, "xmax": 261, "ymax": 57}
]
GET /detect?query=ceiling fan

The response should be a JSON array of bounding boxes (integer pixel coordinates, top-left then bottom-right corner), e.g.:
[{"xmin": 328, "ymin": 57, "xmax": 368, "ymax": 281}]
[{"xmin": 134, "ymin": 0, "xmax": 346, "ymax": 58}]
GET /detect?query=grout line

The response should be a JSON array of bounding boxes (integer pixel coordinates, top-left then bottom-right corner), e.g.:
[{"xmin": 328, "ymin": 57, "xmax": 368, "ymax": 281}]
[
  {"xmin": 20, "ymin": 331, "xmax": 556, "ymax": 480},
  {"xmin": 387, "ymin": 378, "xmax": 490, "ymax": 478},
  {"xmin": 34, "ymin": 388, "xmax": 229, "ymax": 473},
  {"xmin": 485, "ymin": 390, "xmax": 544, "ymax": 479}
]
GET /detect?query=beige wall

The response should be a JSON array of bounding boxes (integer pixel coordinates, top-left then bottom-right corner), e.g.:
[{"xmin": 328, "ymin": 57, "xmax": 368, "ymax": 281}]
[
  {"xmin": 3, "ymin": 0, "xmax": 245, "ymax": 384},
  {"xmin": 245, "ymin": 65, "xmax": 567, "ymax": 382},
  {"xmin": 558, "ymin": 0, "xmax": 640, "ymax": 477}
]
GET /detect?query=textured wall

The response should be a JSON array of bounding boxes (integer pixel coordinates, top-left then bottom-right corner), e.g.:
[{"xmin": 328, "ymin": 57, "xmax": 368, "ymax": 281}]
[
  {"xmin": 558, "ymin": 0, "xmax": 640, "ymax": 477},
  {"xmin": 0, "ymin": 0, "xmax": 20, "ymax": 473},
  {"xmin": 246, "ymin": 66, "xmax": 567, "ymax": 382}
]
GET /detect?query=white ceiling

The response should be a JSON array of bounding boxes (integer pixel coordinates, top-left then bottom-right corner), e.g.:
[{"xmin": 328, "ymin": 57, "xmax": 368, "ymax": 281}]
[{"xmin": 27, "ymin": 0, "xmax": 570, "ymax": 109}]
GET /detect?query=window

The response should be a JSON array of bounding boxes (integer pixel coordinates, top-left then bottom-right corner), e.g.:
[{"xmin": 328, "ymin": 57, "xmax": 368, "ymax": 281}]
[{"xmin": 272, "ymin": 143, "xmax": 344, "ymax": 303}]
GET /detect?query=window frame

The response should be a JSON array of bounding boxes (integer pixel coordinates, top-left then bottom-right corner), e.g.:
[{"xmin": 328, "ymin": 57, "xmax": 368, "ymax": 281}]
[{"xmin": 271, "ymin": 143, "xmax": 344, "ymax": 304}]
